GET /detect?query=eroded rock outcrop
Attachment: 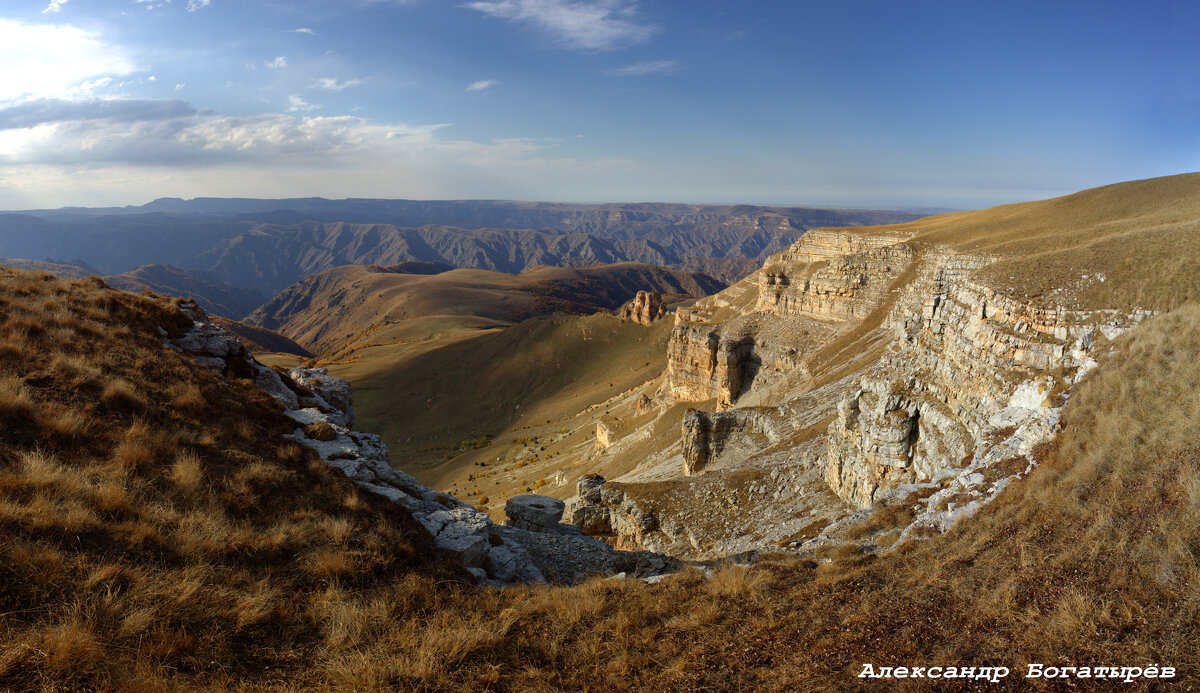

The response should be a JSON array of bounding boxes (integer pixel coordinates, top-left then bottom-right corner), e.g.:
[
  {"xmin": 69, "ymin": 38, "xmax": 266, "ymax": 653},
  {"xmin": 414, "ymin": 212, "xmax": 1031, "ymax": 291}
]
[
  {"xmin": 498, "ymin": 491, "xmax": 679, "ymax": 583},
  {"xmin": 569, "ymin": 476, "xmax": 660, "ymax": 546},
  {"xmin": 615, "ymin": 290, "xmax": 668, "ymax": 325},
  {"xmin": 758, "ymin": 236, "xmax": 913, "ymax": 320},
  {"xmin": 505, "ymin": 494, "xmax": 565, "ymax": 531},
  {"xmin": 681, "ymin": 408, "xmax": 786, "ymax": 475},
  {"xmin": 823, "ymin": 269, "xmax": 1151, "ymax": 508},
  {"xmin": 595, "ymin": 421, "xmax": 613, "ymax": 451},
  {"xmin": 666, "ymin": 230, "xmax": 912, "ymax": 406}
]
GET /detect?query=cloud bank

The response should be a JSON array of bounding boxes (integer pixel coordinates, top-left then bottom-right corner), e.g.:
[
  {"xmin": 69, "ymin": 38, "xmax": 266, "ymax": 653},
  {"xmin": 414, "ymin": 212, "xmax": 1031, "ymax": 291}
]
[{"xmin": 465, "ymin": 0, "xmax": 655, "ymax": 51}]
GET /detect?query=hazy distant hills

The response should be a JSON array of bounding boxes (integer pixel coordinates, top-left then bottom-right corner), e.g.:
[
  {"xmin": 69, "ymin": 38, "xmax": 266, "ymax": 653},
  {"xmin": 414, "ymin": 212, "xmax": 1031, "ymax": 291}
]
[
  {"xmin": 103, "ymin": 264, "xmax": 268, "ymax": 320},
  {"xmin": 20, "ymin": 197, "xmax": 923, "ymax": 232},
  {"xmin": 0, "ymin": 199, "xmax": 923, "ymax": 296}
]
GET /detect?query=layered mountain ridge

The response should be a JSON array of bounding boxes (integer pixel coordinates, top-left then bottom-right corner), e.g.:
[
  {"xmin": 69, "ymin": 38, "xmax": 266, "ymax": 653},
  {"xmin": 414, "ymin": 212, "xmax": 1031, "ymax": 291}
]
[{"xmin": 0, "ymin": 201, "xmax": 922, "ymax": 295}]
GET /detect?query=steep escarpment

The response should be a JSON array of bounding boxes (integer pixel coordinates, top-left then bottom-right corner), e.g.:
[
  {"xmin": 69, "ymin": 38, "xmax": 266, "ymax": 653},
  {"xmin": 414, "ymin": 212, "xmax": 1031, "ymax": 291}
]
[
  {"xmin": 560, "ymin": 177, "xmax": 1187, "ymax": 558},
  {"xmin": 823, "ymin": 271, "xmax": 1149, "ymax": 508},
  {"xmin": 665, "ymin": 229, "xmax": 913, "ymax": 407}
]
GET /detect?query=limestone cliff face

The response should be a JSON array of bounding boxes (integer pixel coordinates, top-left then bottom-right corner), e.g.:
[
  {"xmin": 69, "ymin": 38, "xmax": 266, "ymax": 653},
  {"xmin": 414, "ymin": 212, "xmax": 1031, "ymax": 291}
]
[
  {"xmin": 568, "ymin": 226, "xmax": 1152, "ymax": 559},
  {"xmin": 665, "ymin": 229, "xmax": 911, "ymax": 406},
  {"xmin": 757, "ymin": 233, "xmax": 913, "ymax": 321},
  {"xmin": 666, "ymin": 321, "xmax": 763, "ymax": 406},
  {"xmin": 823, "ymin": 264, "xmax": 1150, "ymax": 508}
]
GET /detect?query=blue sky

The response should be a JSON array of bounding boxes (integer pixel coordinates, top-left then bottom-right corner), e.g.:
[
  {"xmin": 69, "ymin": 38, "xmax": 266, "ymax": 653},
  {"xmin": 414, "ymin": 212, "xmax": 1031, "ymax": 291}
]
[{"xmin": 0, "ymin": 0, "xmax": 1196, "ymax": 210}]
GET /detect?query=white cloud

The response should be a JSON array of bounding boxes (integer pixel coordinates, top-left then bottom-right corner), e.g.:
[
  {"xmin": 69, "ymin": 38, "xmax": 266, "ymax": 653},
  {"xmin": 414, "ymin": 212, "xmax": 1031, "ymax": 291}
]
[
  {"xmin": 291, "ymin": 27, "xmax": 317, "ymax": 35},
  {"xmin": 43, "ymin": 0, "xmax": 68, "ymax": 13},
  {"xmin": 605, "ymin": 59, "xmax": 680, "ymax": 76},
  {"xmin": 0, "ymin": 20, "xmax": 136, "ymax": 102},
  {"xmin": 286, "ymin": 95, "xmax": 321, "ymax": 112},
  {"xmin": 266, "ymin": 56, "xmax": 287, "ymax": 69},
  {"xmin": 175, "ymin": 83, "xmax": 186, "ymax": 91},
  {"xmin": 0, "ymin": 98, "xmax": 196, "ymax": 130},
  {"xmin": 466, "ymin": 79, "xmax": 499, "ymax": 92},
  {"xmin": 314, "ymin": 77, "xmax": 367, "ymax": 91},
  {"xmin": 465, "ymin": 0, "xmax": 656, "ymax": 51},
  {"xmin": 1, "ymin": 130, "xmax": 636, "ymax": 209},
  {"xmin": 133, "ymin": 0, "xmax": 171, "ymax": 9},
  {"xmin": 186, "ymin": 0, "xmax": 211, "ymax": 10}
]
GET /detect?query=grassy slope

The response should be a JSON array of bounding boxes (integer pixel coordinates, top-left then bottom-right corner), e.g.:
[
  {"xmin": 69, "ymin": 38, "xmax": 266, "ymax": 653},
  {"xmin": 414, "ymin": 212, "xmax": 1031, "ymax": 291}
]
[
  {"xmin": 297, "ymin": 301, "xmax": 1200, "ymax": 693},
  {"xmin": 862, "ymin": 172, "xmax": 1200, "ymax": 310},
  {"xmin": 338, "ymin": 312, "xmax": 673, "ymax": 473},
  {"xmin": 0, "ymin": 269, "xmax": 458, "ymax": 690},
  {"xmin": 246, "ymin": 261, "xmax": 721, "ymax": 356}
]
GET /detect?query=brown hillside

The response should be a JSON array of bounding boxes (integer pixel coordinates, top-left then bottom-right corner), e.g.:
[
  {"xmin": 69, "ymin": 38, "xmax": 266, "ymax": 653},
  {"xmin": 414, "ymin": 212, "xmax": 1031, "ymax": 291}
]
[
  {"xmin": 210, "ymin": 315, "xmax": 313, "ymax": 357},
  {"xmin": 857, "ymin": 171, "xmax": 1200, "ymax": 310},
  {"xmin": 246, "ymin": 261, "xmax": 723, "ymax": 355},
  {"xmin": 0, "ymin": 269, "xmax": 456, "ymax": 690}
]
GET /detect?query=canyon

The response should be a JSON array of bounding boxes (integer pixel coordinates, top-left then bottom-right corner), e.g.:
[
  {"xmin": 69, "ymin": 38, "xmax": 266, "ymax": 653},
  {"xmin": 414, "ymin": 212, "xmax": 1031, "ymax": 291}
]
[{"xmin": 479, "ymin": 216, "xmax": 1156, "ymax": 560}]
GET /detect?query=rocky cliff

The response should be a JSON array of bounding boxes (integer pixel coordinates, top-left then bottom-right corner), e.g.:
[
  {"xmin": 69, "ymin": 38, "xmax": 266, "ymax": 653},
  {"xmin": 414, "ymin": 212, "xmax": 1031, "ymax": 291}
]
[
  {"xmin": 823, "ymin": 269, "xmax": 1150, "ymax": 507},
  {"xmin": 665, "ymin": 229, "xmax": 912, "ymax": 406},
  {"xmin": 563, "ymin": 225, "xmax": 1151, "ymax": 558}
]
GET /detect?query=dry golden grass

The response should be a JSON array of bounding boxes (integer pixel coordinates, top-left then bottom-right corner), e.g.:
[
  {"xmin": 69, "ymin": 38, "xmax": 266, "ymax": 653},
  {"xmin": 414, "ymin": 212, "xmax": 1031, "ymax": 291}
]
[
  {"xmin": 0, "ymin": 269, "xmax": 447, "ymax": 691},
  {"xmin": 859, "ymin": 171, "xmax": 1200, "ymax": 311}
]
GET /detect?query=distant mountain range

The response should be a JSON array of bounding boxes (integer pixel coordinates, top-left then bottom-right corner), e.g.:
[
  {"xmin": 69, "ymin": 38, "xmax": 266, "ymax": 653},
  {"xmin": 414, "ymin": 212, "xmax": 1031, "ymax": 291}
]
[{"xmin": 0, "ymin": 198, "xmax": 924, "ymax": 301}]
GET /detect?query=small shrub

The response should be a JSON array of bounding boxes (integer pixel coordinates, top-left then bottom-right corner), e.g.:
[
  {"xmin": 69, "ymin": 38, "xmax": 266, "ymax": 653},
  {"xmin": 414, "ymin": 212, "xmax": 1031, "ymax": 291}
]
[
  {"xmin": 101, "ymin": 378, "xmax": 147, "ymax": 411},
  {"xmin": 305, "ymin": 421, "xmax": 338, "ymax": 442},
  {"xmin": 170, "ymin": 451, "xmax": 204, "ymax": 492}
]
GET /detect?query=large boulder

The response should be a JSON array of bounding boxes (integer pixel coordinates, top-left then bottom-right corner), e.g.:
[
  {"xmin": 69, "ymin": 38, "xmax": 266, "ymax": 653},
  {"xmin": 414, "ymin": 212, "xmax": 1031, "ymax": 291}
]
[{"xmin": 505, "ymin": 494, "xmax": 566, "ymax": 532}]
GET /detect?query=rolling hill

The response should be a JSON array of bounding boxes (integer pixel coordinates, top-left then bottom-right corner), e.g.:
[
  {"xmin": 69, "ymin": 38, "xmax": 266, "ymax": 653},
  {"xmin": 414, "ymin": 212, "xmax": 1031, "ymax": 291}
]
[{"xmin": 246, "ymin": 261, "xmax": 723, "ymax": 354}]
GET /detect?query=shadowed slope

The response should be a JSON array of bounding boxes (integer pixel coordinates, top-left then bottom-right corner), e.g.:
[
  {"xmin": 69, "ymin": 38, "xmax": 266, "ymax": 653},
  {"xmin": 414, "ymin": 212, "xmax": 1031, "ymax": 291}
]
[{"xmin": 104, "ymin": 263, "xmax": 267, "ymax": 319}]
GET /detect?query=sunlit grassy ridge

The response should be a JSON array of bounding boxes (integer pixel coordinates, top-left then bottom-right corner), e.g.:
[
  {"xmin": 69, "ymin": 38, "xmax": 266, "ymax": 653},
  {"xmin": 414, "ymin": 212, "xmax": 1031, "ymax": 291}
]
[{"xmin": 863, "ymin": 172, "xmax": 1200, "ymax": 310}]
